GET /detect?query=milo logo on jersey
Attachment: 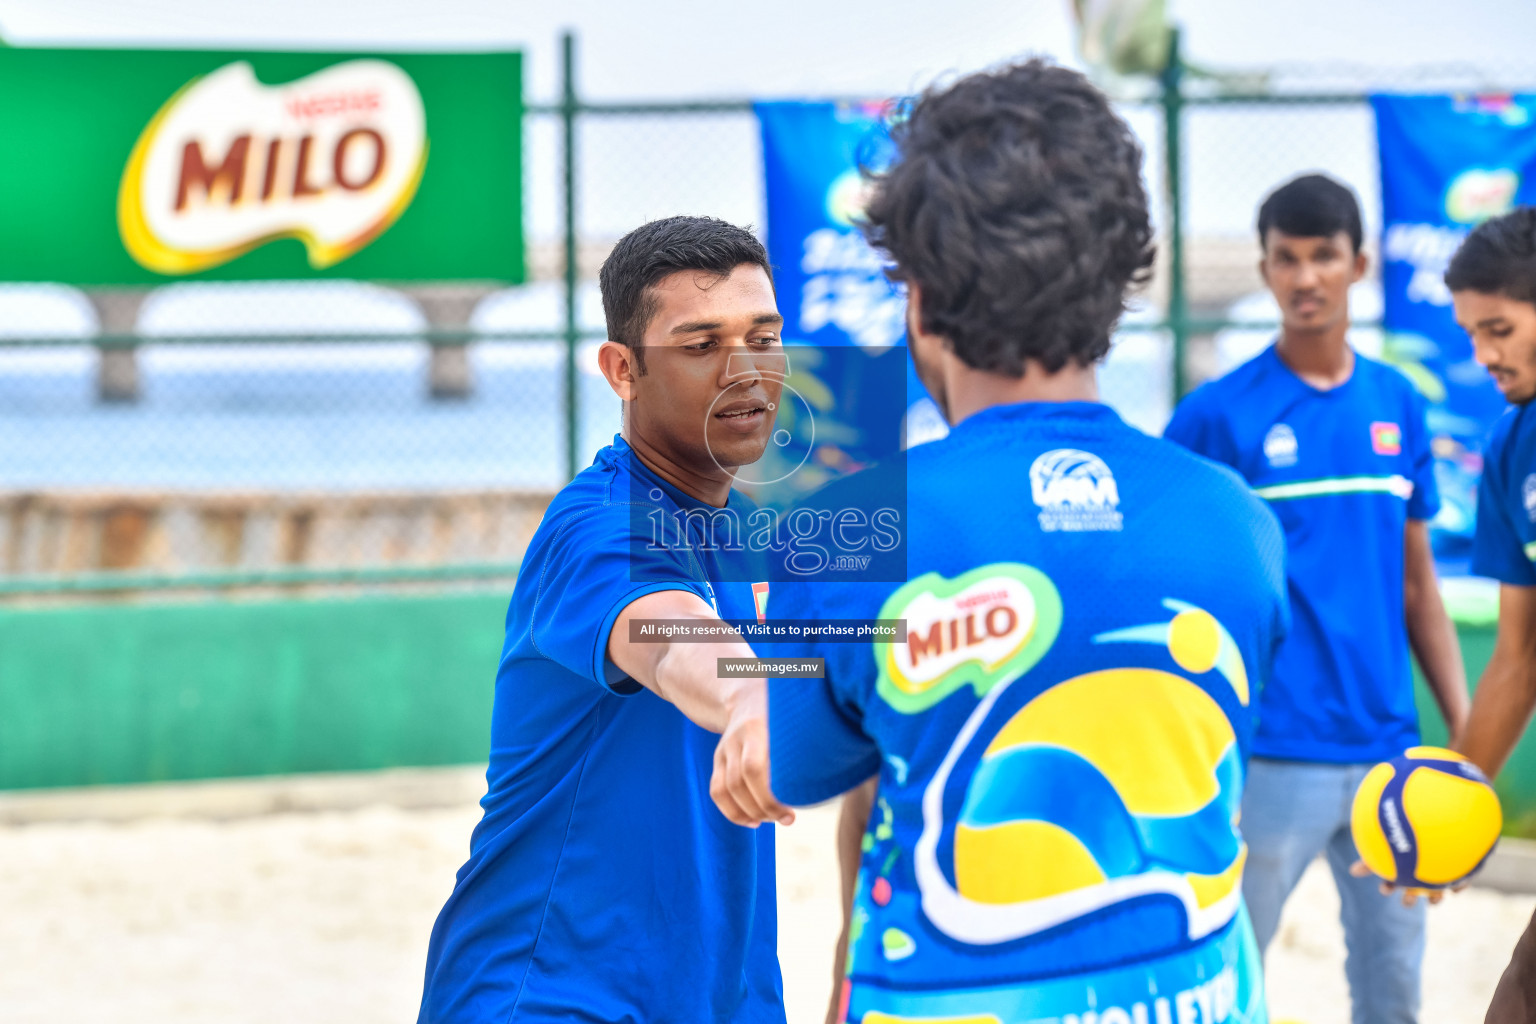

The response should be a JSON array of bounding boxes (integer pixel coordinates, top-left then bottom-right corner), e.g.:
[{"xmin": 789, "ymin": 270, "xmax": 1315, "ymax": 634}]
[{"xmin": 875, "ymin": 564, "xmax": 1063, "ymax": 715}]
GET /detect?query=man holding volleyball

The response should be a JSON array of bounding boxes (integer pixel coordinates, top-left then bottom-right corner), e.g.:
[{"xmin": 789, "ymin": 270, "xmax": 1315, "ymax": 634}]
[
  {"xmin": 1439, "ymin": 206, "xmax": 1536, "ymax": 1020},
  {"xmin": 714, "ymin": 60, "xmax": 1290, "ymax": 1022},
  {"xmin": 1163, "ymin": 173, "xmax": 1469, "ymax": 1024},
  {"xmin": 417, "ymin": 216, "xmax": 792, "ymax": 1023}
]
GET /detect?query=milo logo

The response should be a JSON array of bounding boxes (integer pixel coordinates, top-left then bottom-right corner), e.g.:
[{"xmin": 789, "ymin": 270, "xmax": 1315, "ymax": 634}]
[
  {"xmin": 825, "ymin": 168, "xmax": 874, "ymax": 227},
  {"xmin": 1445, "ymin": 168, "xmax": 1519, "ymax": 225},
  {"xmin": 876, "ymin": 563, "xmax": 1062, "ymax": 714},
  {"xmin": 119, "ymin": 59, "xmax": 427, "ymax": 274}
]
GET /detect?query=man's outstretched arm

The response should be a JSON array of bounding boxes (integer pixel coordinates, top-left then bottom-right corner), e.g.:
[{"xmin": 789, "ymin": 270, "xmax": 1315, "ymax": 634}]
[
  {"xmin": 608, "ymin": 588, "xmax": 794, "ymax": 827},
  {"xmin": 1365, "ymin": 582, "xmax": 1536, "ymax": 907},
  {"xmin": 1405, "ymin": 521, "xmax": 1470, "ymax": 741},
  {"xmin": 1458, "ymin": 583, "xmax": 1536, "ymax": 779}
]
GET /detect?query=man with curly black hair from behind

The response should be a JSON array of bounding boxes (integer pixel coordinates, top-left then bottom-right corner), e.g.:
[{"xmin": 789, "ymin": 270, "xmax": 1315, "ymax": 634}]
[{"xmin": 712, "ymin": 60, "xmax": 1289, "ymax": 1022}]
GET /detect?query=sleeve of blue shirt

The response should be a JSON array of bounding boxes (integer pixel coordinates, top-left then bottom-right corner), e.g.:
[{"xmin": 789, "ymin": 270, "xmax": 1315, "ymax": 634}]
[
  {"xmin": 766, "ymin": 581, "xmax": 882, "ymax": 806},
  {"xmin": 529, "ymin": 507, "xmax": 713, "ymax": 694},
  {"xmin": 1163, "ymin": 387, "xmax": 1237, "ymax": 468},
  {"xmin": 1405, "ymin": 387, "xmax": 1441, "ymax": 522},
  {"xmin": 1471, "ymin": 446, "xmax": 1536, "ymax": 585}
]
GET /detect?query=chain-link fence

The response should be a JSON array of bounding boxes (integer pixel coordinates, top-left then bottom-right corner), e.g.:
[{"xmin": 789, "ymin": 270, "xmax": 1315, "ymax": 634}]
[
  {"xmin": 0, "ymin": 282, "xmax": 614, "ymax": 599},
  {"xmin": 5, "ymin": 45, "xmax": 1536, "ymax": 600}
]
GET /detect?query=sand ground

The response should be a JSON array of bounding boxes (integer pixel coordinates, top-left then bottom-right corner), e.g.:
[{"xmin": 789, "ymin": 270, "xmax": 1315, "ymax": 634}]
[{"xmin": 0, "ymin": 770, "xmax": 1529, "ymax": 1024}]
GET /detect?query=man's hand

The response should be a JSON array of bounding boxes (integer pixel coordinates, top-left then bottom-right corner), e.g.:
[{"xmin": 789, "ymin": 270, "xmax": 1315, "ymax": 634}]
[
  {"xmin": 607, "ymin": 589, "xmax": 794, "ymax": 827},
  {"xmin": 710, "ymin": 680, "xmax": 795, "ymax": 828},
  {"xmin": 1348, "ymin": 859, "xmax": 1467, "ymax": 906},
  {"xmin": 1457, "ymin": 584, "xmax": 1536, "ymax": 780}
]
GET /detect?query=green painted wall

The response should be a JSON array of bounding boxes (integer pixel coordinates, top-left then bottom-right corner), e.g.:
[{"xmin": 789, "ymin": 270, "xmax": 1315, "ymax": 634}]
[
  {"xmin": 0, "ymin": 593, "xmax": 507, "ymax": 790},
  {"xmin": 3, "ymin": 595, "xmax": 1535, "ymax": 839}
]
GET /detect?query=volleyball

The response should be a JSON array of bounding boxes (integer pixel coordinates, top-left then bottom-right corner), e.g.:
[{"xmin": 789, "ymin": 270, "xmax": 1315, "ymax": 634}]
[{"xmin": 1350, "ymin": 746, "xmax": 1503, "ymax": 889}]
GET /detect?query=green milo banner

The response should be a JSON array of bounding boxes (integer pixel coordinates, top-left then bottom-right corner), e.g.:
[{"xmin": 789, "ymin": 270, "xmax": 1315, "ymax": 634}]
[{"xmin": 0, "ymin": 48, "xmax": 523, "ymax": 284}]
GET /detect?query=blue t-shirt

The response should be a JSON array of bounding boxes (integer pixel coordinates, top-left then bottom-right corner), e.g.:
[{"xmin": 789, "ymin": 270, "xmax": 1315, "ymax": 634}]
[
  {"xmin": 1165, "ymin": 345, "xmax": 1439, "ymax": 764},
  {"xmin": 769, "ymin": 402, "xmax": 1287, "ymax": 1023},
  {"xmin": 418, "ymin": 436, "xmax": 784, "ymax": 1024},
  {"xmin": 1472, "ymin": 401, "xmax": 1536, "ymax": 585}
]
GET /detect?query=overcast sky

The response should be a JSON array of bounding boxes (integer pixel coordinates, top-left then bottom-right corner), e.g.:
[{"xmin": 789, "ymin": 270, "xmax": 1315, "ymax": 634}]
[{"xmin": 1, "ymin": 0, "xmax": 1534, "ymax": 101}]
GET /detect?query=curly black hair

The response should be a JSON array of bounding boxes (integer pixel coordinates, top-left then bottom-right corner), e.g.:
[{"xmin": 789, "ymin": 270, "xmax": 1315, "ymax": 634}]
[
  {"xmin": 1445, "ymin": 206, "xmax": 1536, "ymax": 305},
  {"xmin": 861, "ymin": 59, "xmax": 1155, "ymax": 375}
]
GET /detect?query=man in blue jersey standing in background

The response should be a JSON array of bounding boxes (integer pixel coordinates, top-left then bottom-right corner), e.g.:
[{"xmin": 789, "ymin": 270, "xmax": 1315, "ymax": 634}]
[
  {"xmin": 717, "ymin": 60, "xmax": 1290, "ymax": 1022},
  {"xmin": 417, "ymin": 216, "xmax": 794, "ymax": 1023},
  {"xmin": 1164, "ymin": 174, "xmax": 1469, "ymax": 1024},
  {"xmin": 1432, "ymin": 206, "xmax": 1536, "ymax": 1021}
]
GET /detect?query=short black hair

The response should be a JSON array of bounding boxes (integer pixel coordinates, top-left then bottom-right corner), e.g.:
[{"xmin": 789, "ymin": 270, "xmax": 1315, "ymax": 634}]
[
  {"xmin": 860, "ymin": 59, "xmax": 1154, "ymax": 375},
  {"xmin": 1445, "ymin": 206, "xmax": 1536, "ymax": 305},
  {"xmin": 599, "ymin": 216, "xmax": 773, "ymax": 371},
  {"xmin": 1257, "ymin": 174, "xmax": 1364, "ymax": 253}
]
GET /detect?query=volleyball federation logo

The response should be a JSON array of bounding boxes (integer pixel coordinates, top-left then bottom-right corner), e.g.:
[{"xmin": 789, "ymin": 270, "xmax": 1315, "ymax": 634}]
[
  {"xmin": 1263, "ymin": 423, "xmax": 1298, "ymax": 467},
  {"xmin": 875, "ymin": 569, "xmax": 1254, "ymax": 952},
  {"xmin": 1029, "ymin": 449, "xmax": 1123, "ymax": 532}
]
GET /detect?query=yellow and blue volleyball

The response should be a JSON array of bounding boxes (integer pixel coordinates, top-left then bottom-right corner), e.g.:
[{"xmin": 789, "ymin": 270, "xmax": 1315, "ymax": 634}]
[{"xmin": 1350, "ymin": 746, "xmax": 1503, "ymax": 889}]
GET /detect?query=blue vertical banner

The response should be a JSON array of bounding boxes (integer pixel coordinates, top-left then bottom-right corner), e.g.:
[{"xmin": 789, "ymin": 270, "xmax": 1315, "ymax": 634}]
[
  {"xmin": 1374, "ymin": 93, "xmax": 1536, "ymax": 556},
  {"xmin": 755, "ymin": 101, "xmax": 948, "ymax": 479},
  {"xmin": 758, "ymin": 101, "xmax": 902, "ymax": 349}
]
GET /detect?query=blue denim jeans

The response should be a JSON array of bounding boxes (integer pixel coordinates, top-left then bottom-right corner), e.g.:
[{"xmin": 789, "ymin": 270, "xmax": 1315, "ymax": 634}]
[{"xmin": 1241, "ymin": 757, "xmax": 1426, "ymax": 1024}]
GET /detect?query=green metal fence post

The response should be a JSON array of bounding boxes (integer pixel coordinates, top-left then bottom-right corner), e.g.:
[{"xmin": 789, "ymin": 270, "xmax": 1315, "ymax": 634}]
[
  {"xmin": 1160, "ymin": 27, "xmax": 1189, "ymax": 402},
  {"xmin": 561, "ymin": 31, "xmax": 581, "ymax": 481}
]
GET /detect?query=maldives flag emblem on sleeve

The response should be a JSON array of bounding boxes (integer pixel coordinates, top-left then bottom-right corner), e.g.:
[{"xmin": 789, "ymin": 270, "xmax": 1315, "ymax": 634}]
[
  {"xmin": 1371, "ymin": 422, "xmax": 1403, "ymax": 456},
  {"xmin": 752, "ymin": 582, "xmax": 770, "ymax": 624}
]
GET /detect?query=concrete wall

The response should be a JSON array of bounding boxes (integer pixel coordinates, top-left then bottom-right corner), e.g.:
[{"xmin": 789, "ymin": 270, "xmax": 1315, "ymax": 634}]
[
  {"xmin": 0, "ymin": 491, "xmax": 553, "ymax": 576},
  {"xmin": 3, "ymin": 596, "xmax": 1532, "ymax": 838}
]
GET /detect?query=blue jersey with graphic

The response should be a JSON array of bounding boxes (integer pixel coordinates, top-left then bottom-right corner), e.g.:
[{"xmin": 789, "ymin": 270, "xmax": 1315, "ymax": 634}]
[
  {"xmin": 769, "ymin": 402, "xmax": 1287, "ymax": 1024},
  {"xmin": 418, "ymin": 436, "xmax": 783, "ymax": 1024},
  {"xmin": 1165, "ymin": 346, "xmax": 1439, "ymax": 764},
  {"xmin": 1472, "ymin": 402, "xmax": 1536, "ymax": 585}
]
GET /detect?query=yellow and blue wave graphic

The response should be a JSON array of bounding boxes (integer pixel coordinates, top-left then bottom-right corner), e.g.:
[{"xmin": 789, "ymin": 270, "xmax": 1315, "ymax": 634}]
[
  {"xmin": 913, "ymin": 601, "xmax": 1250, "ymax": 948},
  {"xmin": 954, "ymin": 669, "xmax": 1243, "ymax": 908},
  {"xmin": 1092, "ymin": 599, "xmax": 1250, "ymax": 706}
]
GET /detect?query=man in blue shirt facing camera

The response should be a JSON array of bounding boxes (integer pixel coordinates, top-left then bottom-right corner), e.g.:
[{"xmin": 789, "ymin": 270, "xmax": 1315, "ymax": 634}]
[
  {"xmin": 1165, "ymin": 174, "xmax": 1469, "ymax": 1024},
  {"xmin": 417, "ymin": 216, "xmax": 793, "ymax": 1023}
]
